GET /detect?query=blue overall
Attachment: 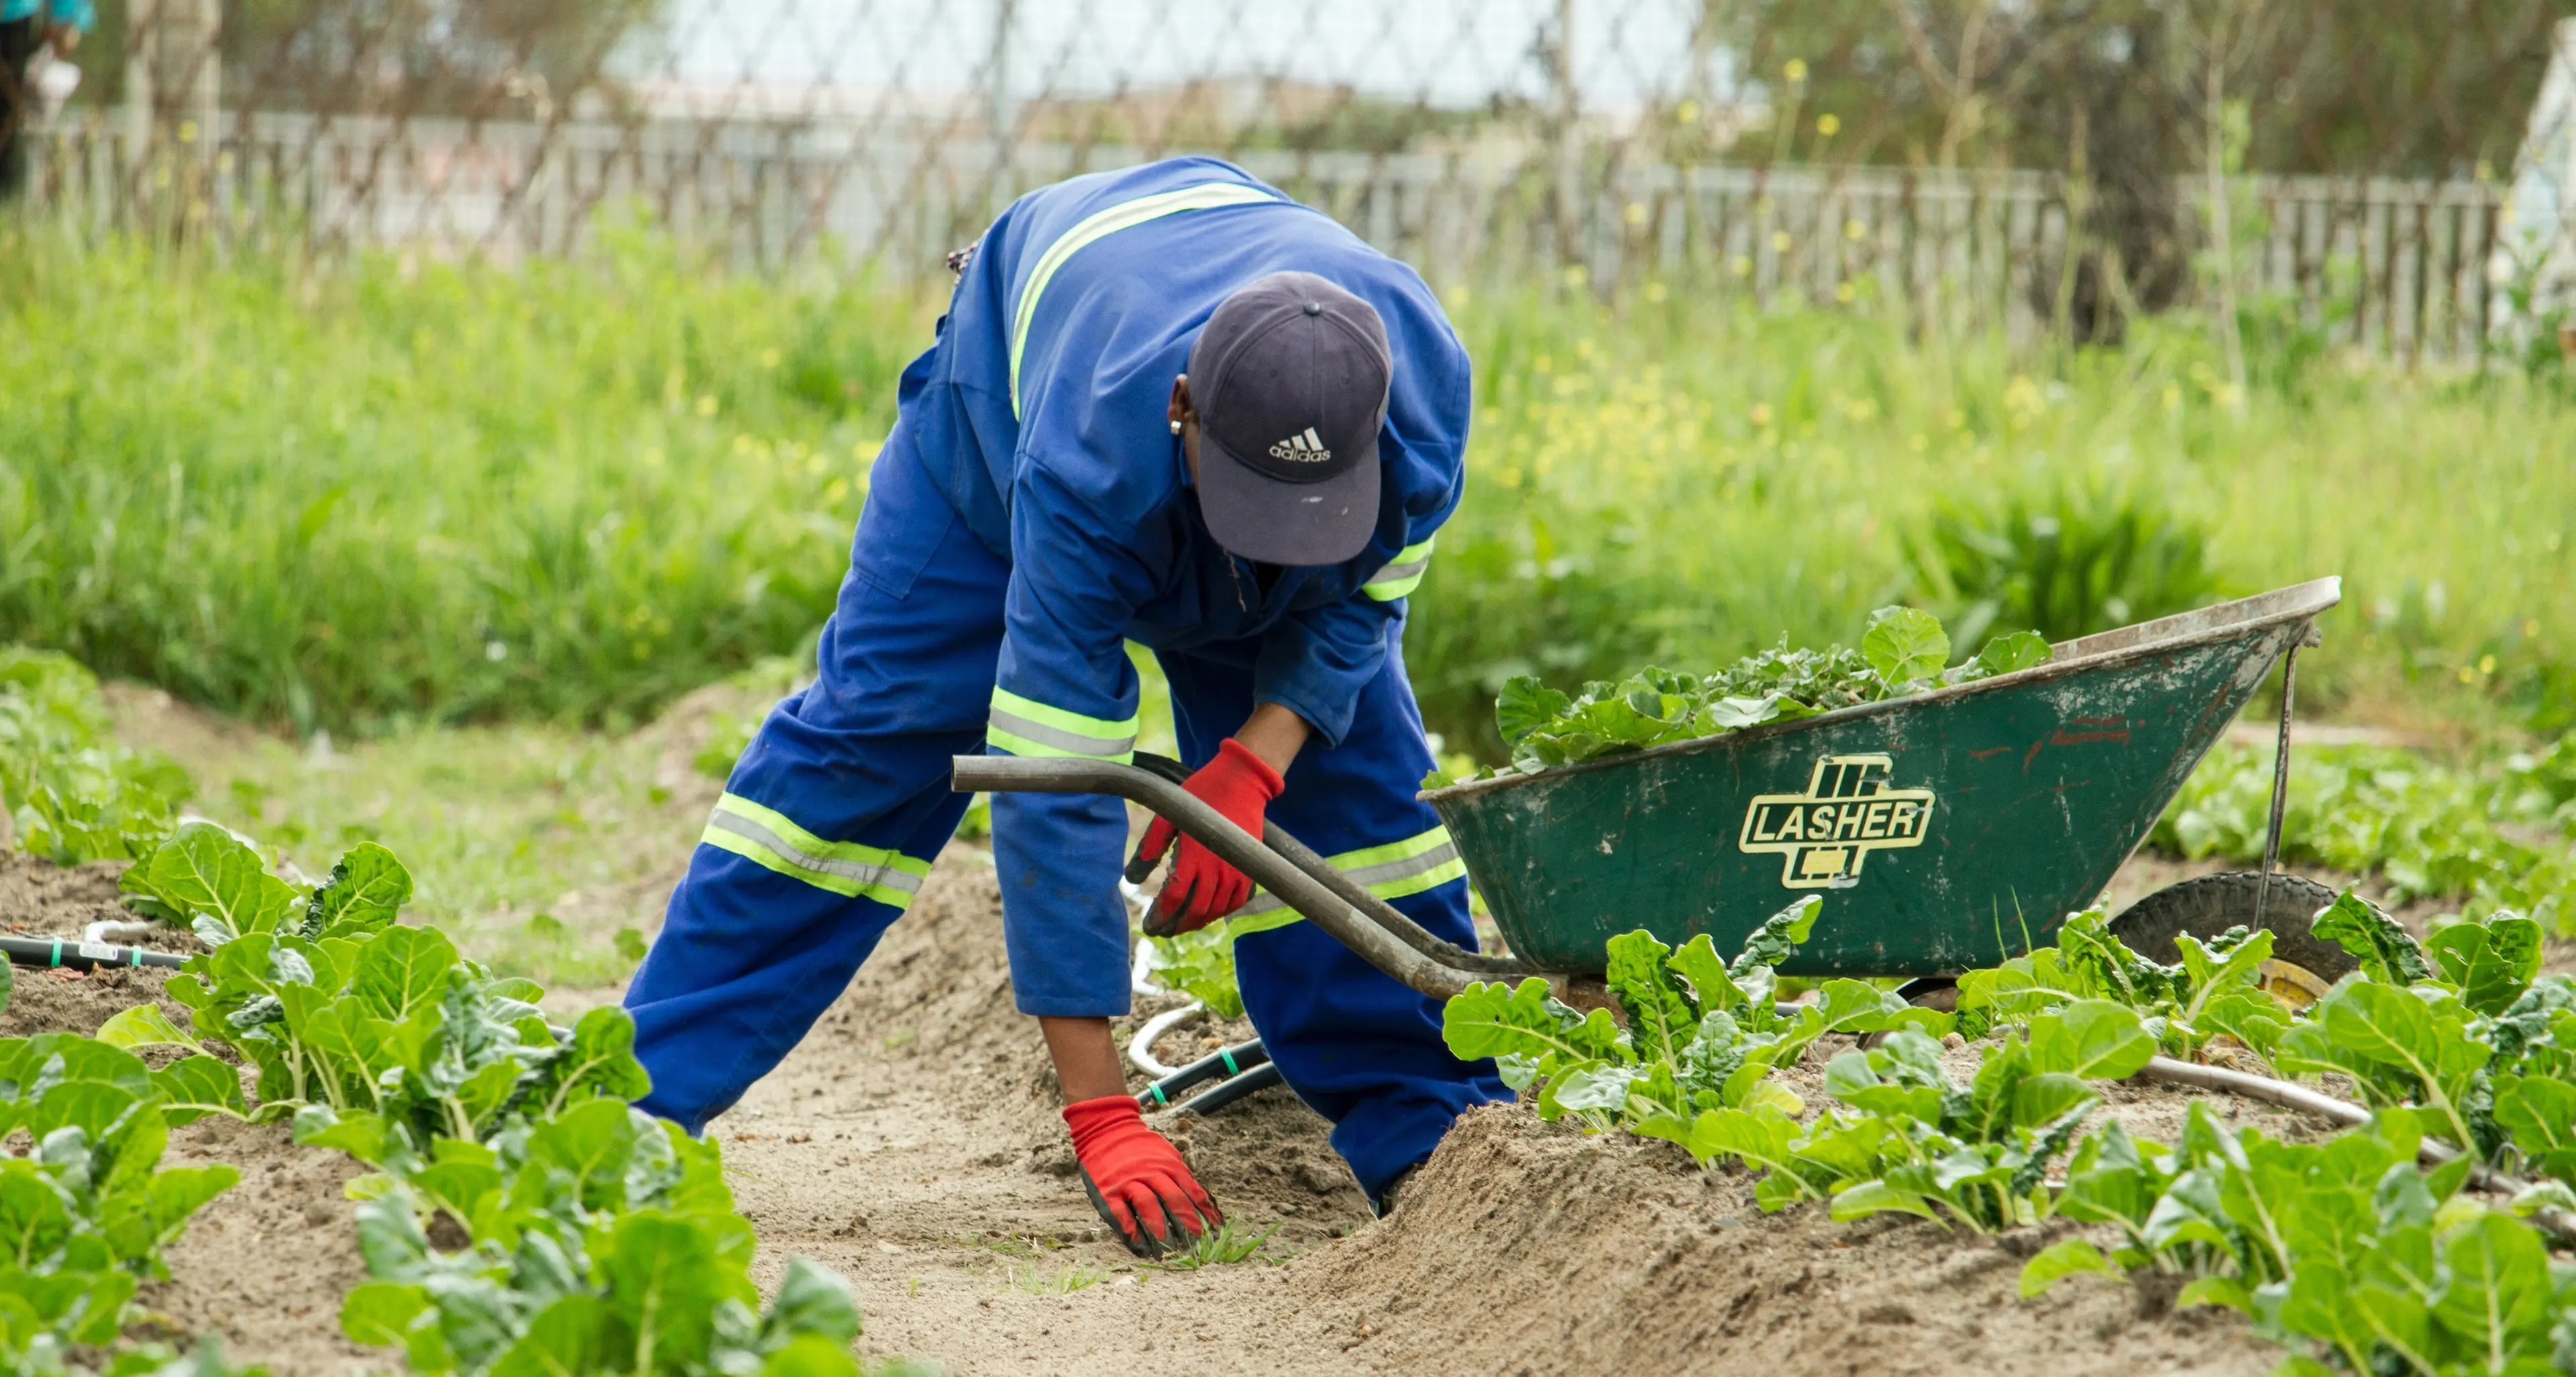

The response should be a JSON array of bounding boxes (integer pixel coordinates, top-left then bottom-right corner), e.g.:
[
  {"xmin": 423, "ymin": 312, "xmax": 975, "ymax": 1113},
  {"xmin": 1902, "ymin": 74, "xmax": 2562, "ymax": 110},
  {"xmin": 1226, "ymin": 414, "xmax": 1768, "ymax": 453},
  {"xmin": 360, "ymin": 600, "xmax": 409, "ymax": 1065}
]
[{"xmin": 623, "ymin": 157, "xmax": 1509, "ymax": 1200}]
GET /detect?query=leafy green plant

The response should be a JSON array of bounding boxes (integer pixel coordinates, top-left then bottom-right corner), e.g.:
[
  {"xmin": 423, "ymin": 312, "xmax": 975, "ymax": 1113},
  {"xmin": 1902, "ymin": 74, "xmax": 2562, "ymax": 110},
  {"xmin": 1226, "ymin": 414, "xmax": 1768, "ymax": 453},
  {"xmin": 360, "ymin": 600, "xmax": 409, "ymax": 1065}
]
[
  {"xmin": 1139, "ymin": 902, "xmax": 1321, "ymax": 1022},
  {"xmin": 1, "ymin": 1336, "xmax": 275, "ymax": 1377},
  {"xmin": 336, "ymin": 1098, "xmax": 869, "ymax": 1377},
  {"xmin": 1953, "ymin": 905, "xmax": 2292, "ymax": 1061},
  {"xmin": 1441, "ymin": 898, "xmax": 1949, "ymax": 1144},
  {"xmin": 106, "ymin": 826, "xmax": 650, "ymax": 1156},
  {"xmin": 1457, "ymin": 610, "xmax": 2049, "ymax": 780},
  {"xmin": 2025, "ymin": 1102, "xmax": 2576, "ymax": 1377},
  {"xmin": 0, "ymin": 648, "xmax": 194, "ymax": 863},
  {"xmin": 0, "ymin": 1017, "xmax": 244, "ymax": 1373},
  {"xmin": 1812, "ymin": 1001, "xmax": 2157, "ymax": 1233},
  {"xmin": 2272, "ymin": 896, "xmax": 2563, "ymax": 1163},
  {"xmin": 2156, "ymin": 738, "xmax": 2576, "ymax": 930}
]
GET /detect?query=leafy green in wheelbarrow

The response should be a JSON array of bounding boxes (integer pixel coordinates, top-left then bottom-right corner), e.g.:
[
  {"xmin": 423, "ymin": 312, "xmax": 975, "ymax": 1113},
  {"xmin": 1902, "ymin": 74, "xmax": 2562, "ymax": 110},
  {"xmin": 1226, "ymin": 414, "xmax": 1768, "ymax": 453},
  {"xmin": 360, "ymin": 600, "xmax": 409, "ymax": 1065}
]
[{"xmin": 1453, "ymin": 608, "xmax": 2052, "ymax": 781}]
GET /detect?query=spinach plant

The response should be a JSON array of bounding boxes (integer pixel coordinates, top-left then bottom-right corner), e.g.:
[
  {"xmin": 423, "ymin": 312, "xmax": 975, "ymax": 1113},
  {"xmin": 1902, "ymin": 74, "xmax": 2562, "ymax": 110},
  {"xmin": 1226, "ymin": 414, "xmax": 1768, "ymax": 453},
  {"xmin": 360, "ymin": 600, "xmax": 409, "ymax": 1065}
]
[
  {"xmin": 109, "ymin": 827, "xmax": 650, "ymax": 1158},
  {"xmin": 1812, "ymin": 1000, "xmax": 2157, "ymax": 1232},
  {"xmin": 0, "ymin": 648, "xmax": 193, "ymax": 865},
  {"xmin": 337, "ymin": 1099, "xmax": 867, "ymax": 1377},
  {"xmin": 2026, "ymin": 1103, "xmax": 2576, "ymax": 1377},
  {"xmin": 1442, "ymin": 898, "xmax": 1949, "ymax": 1150},
  {"xmin": 0, "ymin": 1022, "xmax": 243, "ymax": 1372},
  {"xmin": 1954, "ymin": 905, "xmax": 2292, "ymax": 1061}
]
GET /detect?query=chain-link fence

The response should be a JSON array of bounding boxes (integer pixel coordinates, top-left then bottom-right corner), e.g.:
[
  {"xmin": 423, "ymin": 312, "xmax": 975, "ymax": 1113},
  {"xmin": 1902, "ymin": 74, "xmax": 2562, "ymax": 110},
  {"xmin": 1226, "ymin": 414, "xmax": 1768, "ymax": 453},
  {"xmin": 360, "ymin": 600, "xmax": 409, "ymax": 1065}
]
[{"xmin": 12, "ymin": 1, "xmax": 2576, "ymax": 358}]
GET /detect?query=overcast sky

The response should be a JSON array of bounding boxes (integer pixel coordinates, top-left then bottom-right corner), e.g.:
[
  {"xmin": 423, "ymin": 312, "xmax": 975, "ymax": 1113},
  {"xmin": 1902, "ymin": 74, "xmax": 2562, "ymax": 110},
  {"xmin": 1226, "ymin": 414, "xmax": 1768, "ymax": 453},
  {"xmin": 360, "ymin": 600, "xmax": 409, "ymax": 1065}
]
[{"xmin": 650, "ymin": 0, "xmax": 1720, "ymax": 113}]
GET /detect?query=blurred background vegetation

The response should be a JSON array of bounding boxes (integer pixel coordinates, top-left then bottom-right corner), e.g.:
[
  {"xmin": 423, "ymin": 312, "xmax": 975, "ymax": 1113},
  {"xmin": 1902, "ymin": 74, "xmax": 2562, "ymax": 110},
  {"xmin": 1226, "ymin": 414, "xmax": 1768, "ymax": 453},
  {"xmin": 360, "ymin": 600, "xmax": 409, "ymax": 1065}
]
[
  {"xmin": 4, "ymin": 0, "xmax": 2575, "ymax": 971},
  {"xmin": 4, "ymin": 216, "xmax": 2571, "ymax": 761}
]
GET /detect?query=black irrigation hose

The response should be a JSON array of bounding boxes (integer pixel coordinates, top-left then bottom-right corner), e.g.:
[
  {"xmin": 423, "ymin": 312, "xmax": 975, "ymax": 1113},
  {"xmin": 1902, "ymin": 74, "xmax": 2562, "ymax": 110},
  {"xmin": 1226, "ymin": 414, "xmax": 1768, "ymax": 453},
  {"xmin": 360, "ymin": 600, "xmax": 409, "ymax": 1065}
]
[
  {"xmin": 1, "ymin": 935, "xmax": 188, "ymax": 971},
  {"xmin": 1171, "ymin": 1062, "xmax": 1283, "ymax": 1117},
  {"xmin": 2137, "ymin": 1056, "xmax": 2576, "ymax": 1248},
  {"xmin": 1136, "ymin": 1038, "xmax": 1272, "ymax": 1110}
]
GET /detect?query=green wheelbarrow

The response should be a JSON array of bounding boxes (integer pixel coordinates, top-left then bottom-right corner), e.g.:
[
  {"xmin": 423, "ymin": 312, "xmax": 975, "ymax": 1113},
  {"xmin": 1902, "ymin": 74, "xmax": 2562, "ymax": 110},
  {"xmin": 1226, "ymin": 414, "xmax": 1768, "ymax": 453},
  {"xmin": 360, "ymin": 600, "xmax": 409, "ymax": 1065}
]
[{"xmin": 954, "ymin": 577, "xmax": 2355, "ymax": 1109}]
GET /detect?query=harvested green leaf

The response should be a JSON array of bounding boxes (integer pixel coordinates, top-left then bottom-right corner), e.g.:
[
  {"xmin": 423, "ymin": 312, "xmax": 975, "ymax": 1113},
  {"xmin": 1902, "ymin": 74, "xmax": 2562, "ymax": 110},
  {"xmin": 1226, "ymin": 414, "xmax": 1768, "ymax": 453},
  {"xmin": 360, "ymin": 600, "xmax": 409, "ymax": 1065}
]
[
  {"xmin": 1862, "ymin": 606, "xmax": 1949, "ymax": 687},
  {"xmin": 1486, "ymin": 609, "xmax": 2052, "ymax": 776},
  {"xmin": 1972, "ymin": 630, "xmax": 2052, "ymax": 676}
]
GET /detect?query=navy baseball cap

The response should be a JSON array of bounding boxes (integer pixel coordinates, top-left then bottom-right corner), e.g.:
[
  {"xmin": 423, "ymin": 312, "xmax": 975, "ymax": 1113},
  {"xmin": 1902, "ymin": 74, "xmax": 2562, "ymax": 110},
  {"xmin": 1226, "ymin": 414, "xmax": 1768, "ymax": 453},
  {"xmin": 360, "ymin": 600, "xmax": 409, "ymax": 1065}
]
[{"xmin": 1186, "ymin": 271, "xmax": 1391, "ymax": 567}]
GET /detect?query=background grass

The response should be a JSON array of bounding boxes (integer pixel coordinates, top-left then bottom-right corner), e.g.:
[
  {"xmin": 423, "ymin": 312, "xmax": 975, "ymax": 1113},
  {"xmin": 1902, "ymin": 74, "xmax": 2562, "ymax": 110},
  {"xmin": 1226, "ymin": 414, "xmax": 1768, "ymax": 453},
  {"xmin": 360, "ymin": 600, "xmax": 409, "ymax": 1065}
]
[
  {"xmin": 6, "ymin": 225, "xmax": 2574, "ymax": 763},
  {"xmin": 0, "ymin": 218, "xmax": 920, "ymax": 734},
  {"xmin": 1411, "ymin": 284, "xmax": 2576, "ymax": 757}
]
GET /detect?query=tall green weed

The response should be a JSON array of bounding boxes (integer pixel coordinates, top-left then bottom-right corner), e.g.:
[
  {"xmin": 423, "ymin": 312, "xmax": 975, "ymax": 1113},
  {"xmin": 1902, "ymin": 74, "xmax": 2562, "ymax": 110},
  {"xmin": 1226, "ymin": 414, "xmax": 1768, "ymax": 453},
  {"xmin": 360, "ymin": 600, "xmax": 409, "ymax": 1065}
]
[{"xmin": 0, "ymin": 219, "xmax": 921, "ymax": 732}]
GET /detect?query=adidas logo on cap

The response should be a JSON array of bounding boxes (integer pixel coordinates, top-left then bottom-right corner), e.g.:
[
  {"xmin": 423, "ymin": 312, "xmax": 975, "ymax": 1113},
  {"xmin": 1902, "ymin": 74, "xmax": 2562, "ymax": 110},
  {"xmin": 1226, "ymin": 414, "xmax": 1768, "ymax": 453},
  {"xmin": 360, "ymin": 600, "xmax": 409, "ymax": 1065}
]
[{"xmin": 1267, "ymin": 427, "xmax": 1332, "ymax": 463}]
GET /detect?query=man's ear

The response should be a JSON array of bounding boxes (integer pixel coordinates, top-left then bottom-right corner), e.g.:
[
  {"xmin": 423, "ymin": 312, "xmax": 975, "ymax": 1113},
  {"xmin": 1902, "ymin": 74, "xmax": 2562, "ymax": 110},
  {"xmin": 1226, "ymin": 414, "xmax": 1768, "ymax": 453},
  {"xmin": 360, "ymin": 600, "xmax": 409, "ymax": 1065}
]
[{"xmin": 1169, "ymin": 374, "xmax": 1193, "ymax": 428}]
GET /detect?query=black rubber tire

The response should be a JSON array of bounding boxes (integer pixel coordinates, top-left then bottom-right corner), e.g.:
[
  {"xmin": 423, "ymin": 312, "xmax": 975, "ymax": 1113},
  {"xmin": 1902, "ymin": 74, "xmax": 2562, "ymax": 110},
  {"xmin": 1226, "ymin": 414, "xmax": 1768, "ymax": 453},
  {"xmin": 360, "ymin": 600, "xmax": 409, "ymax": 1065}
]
[{"xmin": 2108, "ymin": 871, "xmax": 2359, "ymax": 983}]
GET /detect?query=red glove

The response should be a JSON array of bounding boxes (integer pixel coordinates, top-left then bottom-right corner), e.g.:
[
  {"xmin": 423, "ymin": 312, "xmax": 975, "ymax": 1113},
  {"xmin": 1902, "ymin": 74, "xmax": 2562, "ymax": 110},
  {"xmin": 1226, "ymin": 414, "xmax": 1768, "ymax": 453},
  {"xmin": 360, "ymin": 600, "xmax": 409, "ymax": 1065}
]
[
  {"xmin": 1136, "ymin": 738, "xmax": 1283, "ymax": 936},
  {"xmin": 1063, "ymin": 1095, "xmax": 1220, "ymax": 1257}
]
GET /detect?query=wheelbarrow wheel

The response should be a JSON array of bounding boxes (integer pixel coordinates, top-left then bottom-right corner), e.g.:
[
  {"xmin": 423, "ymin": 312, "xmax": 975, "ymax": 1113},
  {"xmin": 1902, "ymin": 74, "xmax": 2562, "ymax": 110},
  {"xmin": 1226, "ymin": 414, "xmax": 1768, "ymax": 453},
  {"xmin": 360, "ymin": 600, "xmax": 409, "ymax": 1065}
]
[{"xmin": 2109, "ymin": 871, "xmax": 2361, "ymax": 1005}]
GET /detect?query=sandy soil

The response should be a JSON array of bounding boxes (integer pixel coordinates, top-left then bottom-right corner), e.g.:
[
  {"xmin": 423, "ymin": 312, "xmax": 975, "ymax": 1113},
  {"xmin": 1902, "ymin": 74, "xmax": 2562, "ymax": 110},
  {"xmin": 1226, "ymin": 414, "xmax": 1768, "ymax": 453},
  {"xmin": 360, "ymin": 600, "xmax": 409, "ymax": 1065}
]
[
  {"xmin": 6, "ymin": 761, "xmax": 2565, "ymax": 1373},
  {"xmin": 2, "ymin": 856, "xmax": 377, "ymax": 1376}
]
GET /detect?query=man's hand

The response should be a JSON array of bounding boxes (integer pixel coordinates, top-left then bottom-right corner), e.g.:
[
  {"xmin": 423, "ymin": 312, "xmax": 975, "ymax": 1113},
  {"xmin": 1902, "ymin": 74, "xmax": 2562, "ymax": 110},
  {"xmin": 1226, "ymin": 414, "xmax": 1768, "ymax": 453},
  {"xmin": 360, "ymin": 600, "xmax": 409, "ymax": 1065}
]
[
  {"xmin": 1063, "ymin": 1095, "xmax": 1220, "ymax": 1257},
  {"xmin": 1136, "ymin": 738, "xmax": 1281, "ymax": 934}
]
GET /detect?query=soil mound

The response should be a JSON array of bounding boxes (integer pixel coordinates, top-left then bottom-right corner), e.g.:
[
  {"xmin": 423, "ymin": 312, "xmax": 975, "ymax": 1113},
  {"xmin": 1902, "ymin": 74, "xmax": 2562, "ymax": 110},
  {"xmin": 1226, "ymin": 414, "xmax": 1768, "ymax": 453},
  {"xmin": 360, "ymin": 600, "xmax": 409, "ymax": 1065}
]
[
  {"xmin": 144, "ymin": 1115, "xmax": 376, "ymax": 1377},
  {"xmin": 1, "ymin": 851, "xmax": 363, "ymax": 1375},
  {"xmin": 1302, "ymin": 1103, "xmax": 2277, "ymax": 1376},
  {"xmin": 0, "ymin": 852, "xmax": 205, "ymax": 1040},
  {"xmin": 1, "ymin": 850, "xmax": 135, "ymax": 939}
]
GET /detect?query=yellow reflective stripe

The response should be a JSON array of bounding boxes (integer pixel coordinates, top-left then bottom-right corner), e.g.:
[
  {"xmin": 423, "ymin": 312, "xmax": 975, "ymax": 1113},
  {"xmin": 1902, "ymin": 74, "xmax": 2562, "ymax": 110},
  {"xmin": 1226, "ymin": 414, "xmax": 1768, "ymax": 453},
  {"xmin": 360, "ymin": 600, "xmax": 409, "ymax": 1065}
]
[
  {"xmin": 701, "ymin": 793, "xmax": 928, "ymax": 907},
  {"xmin": 1362, "ymin": 535, "xmax": 1437, "ymax": 602},
  {"xmin": 986, "ymin": 687, "xmax": 1138, "ymax": 762},
  {"xmin": 1008, "ymin": 182, "xmax": 1281, "ymax": 419},
  {"xmin": 1232, "ymin": 825, "xmax": 1464, "ymax": 918}
]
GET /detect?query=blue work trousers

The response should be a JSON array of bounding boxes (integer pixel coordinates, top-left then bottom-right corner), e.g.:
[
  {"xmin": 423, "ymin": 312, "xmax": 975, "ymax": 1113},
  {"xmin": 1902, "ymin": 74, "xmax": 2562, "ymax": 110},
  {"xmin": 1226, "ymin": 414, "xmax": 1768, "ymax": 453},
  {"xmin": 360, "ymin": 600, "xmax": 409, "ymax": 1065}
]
[{"xmin": 623, "ymin": 429, "xmax": 1507, "ymax": 1199}]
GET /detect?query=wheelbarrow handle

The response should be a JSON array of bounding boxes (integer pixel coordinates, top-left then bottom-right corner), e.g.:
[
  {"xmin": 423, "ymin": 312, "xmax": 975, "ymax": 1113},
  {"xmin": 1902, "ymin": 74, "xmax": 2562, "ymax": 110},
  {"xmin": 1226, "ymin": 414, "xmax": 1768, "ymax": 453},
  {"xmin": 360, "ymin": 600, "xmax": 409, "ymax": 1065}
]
[
  {"xmin": 952, "ymin": 755, "xmax": 1520, "ymax": 1001},
  {"xmin": 1116, "ymin": 752, "xmax": 1526, "ymax": 979}
]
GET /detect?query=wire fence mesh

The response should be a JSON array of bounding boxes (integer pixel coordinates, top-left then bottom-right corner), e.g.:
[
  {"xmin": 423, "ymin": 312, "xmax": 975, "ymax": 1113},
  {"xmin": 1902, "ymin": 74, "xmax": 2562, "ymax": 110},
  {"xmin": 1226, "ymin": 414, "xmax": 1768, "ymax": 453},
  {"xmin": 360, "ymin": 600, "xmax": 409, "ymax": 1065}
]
[{"xmin": 11, "ymin": 0, "xmax": 2576, "ymax": 360}]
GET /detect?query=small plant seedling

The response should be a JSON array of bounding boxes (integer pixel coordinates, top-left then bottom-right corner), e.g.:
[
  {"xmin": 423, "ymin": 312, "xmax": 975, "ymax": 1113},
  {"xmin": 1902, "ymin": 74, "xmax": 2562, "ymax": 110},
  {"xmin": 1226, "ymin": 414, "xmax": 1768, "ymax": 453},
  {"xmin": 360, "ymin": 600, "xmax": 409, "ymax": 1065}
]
[
  {"xmin": 1010, "ymin": 1261, "xmax": 1108, "ymax": 1295},
  {"xmin": 1143, "ymin": 1221, "xmax": 1285, "ymax": 1272},
  {"xmin": 965, "ymin": 1231, "xmax": 1060, "ymax": 1262}
]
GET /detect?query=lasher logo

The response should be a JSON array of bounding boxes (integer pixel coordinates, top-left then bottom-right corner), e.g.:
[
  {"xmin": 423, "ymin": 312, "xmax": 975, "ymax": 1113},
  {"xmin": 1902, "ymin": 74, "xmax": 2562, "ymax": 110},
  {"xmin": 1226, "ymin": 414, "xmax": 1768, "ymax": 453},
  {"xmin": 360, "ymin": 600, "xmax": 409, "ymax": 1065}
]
[
  {"xmin": 1737, "ymin": 754, "xmax": 1935, "ymax": 889},
  {"xmin": 1268, "ymin": 427, "xmax": 1332, "ymax": 463}
]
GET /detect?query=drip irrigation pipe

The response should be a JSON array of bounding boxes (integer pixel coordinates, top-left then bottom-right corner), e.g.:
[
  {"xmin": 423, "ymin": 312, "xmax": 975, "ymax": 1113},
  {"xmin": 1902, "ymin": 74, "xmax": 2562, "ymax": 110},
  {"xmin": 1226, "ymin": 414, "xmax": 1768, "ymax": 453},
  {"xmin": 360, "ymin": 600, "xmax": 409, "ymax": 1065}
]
[
  {"xmin": 3, "ymin": 935, "xmax": 187, "ymax": 971},
  {"xmin": 1136, "ymin": 1038, "xmax": 1273, "ymax": 1111},
  {"xmin": 1126, "ymin": 1003, "xmax": 1203, "ymax": 1081},
  {"xmin": 2136, "ymin": 1056, "xmax": 2576, "ymax": 1247},
  {"xmin": 83, "ymin": 918, "xmax": 164, "ymax": 946},
  {"xmin": 1168, "ymin": 1061, "xmax": 1283, "ymax": 1116}
]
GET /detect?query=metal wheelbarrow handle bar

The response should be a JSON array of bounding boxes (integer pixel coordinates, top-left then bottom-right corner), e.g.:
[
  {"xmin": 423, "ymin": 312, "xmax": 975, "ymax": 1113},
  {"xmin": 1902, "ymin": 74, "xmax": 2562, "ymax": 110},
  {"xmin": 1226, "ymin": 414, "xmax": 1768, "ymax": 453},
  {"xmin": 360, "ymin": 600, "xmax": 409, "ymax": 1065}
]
[
  {"xmin": 952, "ymin": 755, "xmax": 1528, "ymax": 1001},
  {"xmin": 1115, "ymin": 751, "xmax": 1525, "ymax": 979}
]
